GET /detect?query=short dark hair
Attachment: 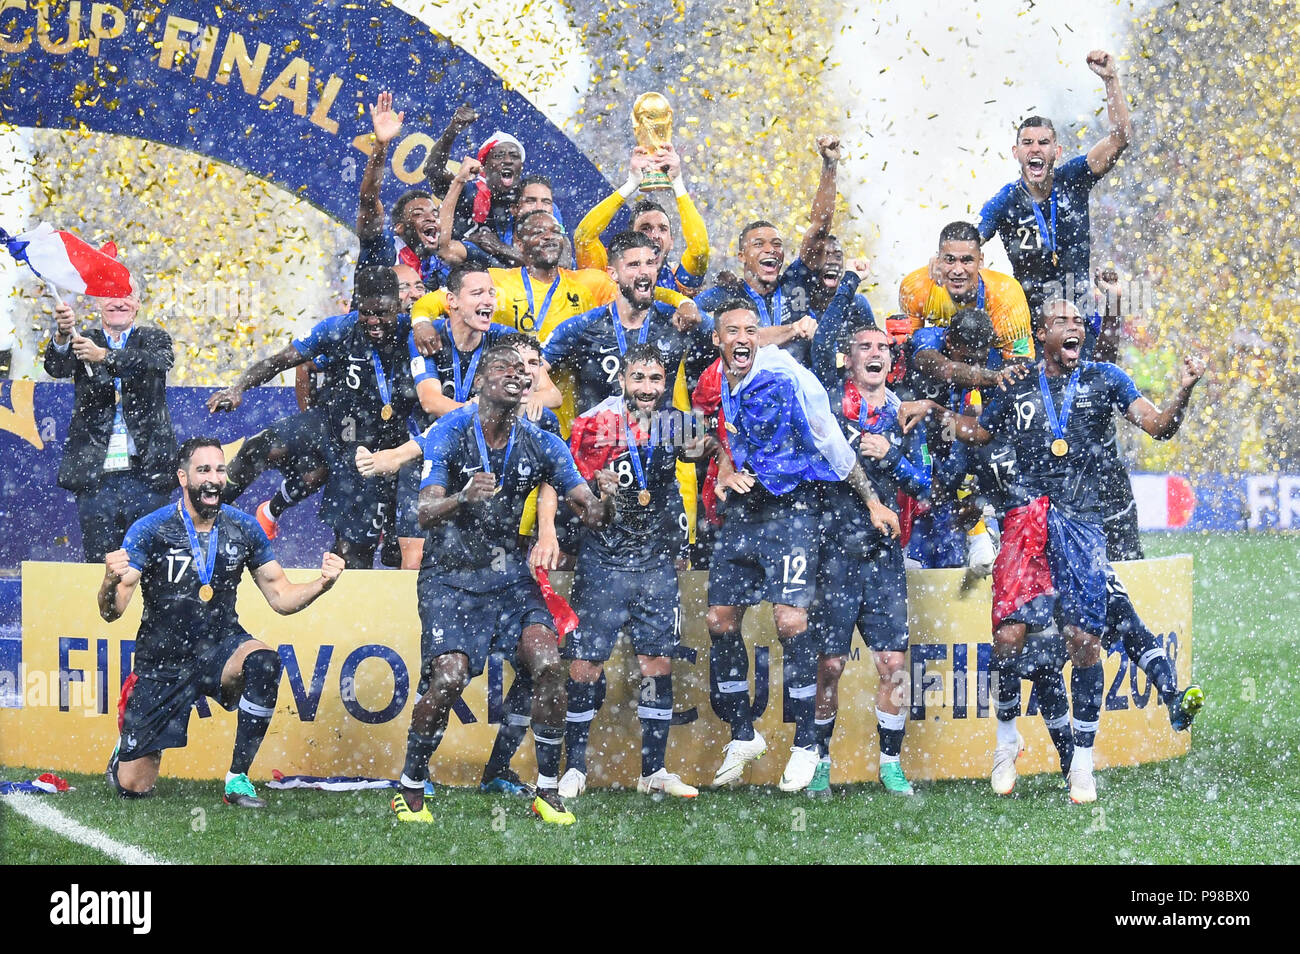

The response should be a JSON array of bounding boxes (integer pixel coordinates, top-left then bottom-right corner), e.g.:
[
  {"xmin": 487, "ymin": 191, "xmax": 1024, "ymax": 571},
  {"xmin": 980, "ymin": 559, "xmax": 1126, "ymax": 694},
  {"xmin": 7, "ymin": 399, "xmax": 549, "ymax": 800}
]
[
  {"xmin": 515, "ymin": 208, "xmax": 556, "ymax": 232},
  {"xmin": 738, "ymin": 219, "xmax": 777, "ymax": 249},
  {"xmin": 938, "ymin": 221, "xmax": 982, "ymax": 247},
  {"xmin": 714, "ymin": 297, "xmax": 760, "ymax": 320},
  {"xmin": 607, "ymin": 230, "xmax": 657, "ymax": 263},
  {"xmin": 518, "ymin": 174, "xmax": 552, "ymax": 193},
  {"xmin": 1036, "ymin": 297, "xmax": 1081, "ymax": 330},
  {"xmin": 629, "ymin": 199, "xmax": 668, "ymax": 227},
  {"xmin": 354, "ymin": 266, "xmax": 400, "ymax": 301},
  {"xmin": 497, "ymin": 332, "xmax": 541, "ymax": 358},
  {"xmin": 392, "ymin": 189, "xmax": 433, "ymax": 225},
  {"xmin": 947, "ymin": 307, "xmax": 996, "ymax": 353},
  {"xmin": 1016, "ymin": 115, "xmax": 1056, "ymax": 138},
  {"xmin": 838, "ymin": 316, "xmax": 888, "ymax": 354},
  {"xmin": 622, "ymin": 342, "xmax": 666, "ymax": 373},
  {"xmin": 445, "ymin": 263, "xmax": 490, "ymax": 294},
  {"xmin": 471, "ymin": 344, "xmax": 525, "ymax": 394},
  {"xmin": 177, "ymin": 436, "xmax": 223, "ymax": 471}
]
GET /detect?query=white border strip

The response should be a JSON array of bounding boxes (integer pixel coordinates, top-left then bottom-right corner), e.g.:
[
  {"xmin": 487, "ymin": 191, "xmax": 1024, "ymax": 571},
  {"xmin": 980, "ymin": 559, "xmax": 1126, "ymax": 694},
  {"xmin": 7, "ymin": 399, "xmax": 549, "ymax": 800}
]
[{"xmin": 2, "ymin": 794, "xmax": 166, "ymax": 865}]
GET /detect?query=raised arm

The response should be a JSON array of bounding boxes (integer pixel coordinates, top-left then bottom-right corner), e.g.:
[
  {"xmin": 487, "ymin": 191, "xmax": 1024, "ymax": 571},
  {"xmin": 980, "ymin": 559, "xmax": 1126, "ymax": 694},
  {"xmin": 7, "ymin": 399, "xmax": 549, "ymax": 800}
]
[
  {"xmin": 44, "ymin": 301, "xmax": 81, "ymax": 377},
  {"xmin": 251, "ymin": 553, "xmax": 343, "ymax": 616},
  {"xmin": 798, "ymin": 135, "xmax": 841, "ymax": 267},
  {"xmin": 1125, "ymin": 356, "xmax": 1204, "ymax": 440},
  {"xmin": 358, "ymin": 92, "xmax": 403, "ymax": 241},
  {"xmin": 1085, "ymin": 51, "xmax": 1133, "ymax": 176},
  {"xmin": 913, "ymin": 347, "xmax": 1003, "ymax": 390},
  {"xmin": 98, "ymin": 549, "xmax": 141, "ymax": 622},
  {"xmin": 573, "ymin": 152, "xmax": 650, "ymax": 270},
  {"xmin": 423, "ymin": 104, "xmax": 478, "ymax": 196},
  {"xmin": 436, "ymin": 159, "xmax": 476, "ymax": 266},
  {"xmin": 664, "ymin": 148, "xmax": 710, "ymax": 286}
]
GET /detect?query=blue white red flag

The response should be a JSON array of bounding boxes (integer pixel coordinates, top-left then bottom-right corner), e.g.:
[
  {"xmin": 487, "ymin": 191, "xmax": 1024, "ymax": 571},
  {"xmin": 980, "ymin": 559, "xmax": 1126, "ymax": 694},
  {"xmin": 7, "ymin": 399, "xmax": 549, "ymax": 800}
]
[
  {"xmin": 723, "ymin": 345, "xmax": 855, "ymax": 495},
  {"xmin": 1, "ymin": 222, "xmax": 135, "ymax": 297}
]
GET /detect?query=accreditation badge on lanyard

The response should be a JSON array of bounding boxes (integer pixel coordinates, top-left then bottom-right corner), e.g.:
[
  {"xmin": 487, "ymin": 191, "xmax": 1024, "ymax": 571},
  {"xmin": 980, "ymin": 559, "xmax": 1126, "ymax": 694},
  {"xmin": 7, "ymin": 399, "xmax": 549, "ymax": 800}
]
[{"xmin": 104, "ymin": 334, "xmax": 131, "ymax": 472}]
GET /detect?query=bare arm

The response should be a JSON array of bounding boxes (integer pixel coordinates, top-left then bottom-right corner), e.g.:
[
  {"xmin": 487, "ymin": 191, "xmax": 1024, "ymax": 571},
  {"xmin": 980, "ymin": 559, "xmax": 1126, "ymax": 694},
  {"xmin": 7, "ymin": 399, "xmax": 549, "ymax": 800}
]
[
  {"xmin": 898, "ymin": 399, "xmax": 994, "ymax": 446},
  {"xmin": 798, "ymin": 135, "xmax": 841, "ymax": 267},
  {"xmin": 565, "ymin": 470, "xmax": 618, "ymax": 530},
  {"xmin": 423, "ymin": 103, "xmax": 478, "ymax": 196},
  {"xmin": 358, "ymin": 92, "xmax": 403, "ymax": 240},
  {"xmin": 436, "ymin": 160, "xmax": 475, "ymax": 266},
  {"xmin": 208, "ymin": 343, "xmax": 307, "ymax": 412},
  {"xmin": 914, "ymin": 348, "xmax": 1002, "ymax": 390},
  {"xmin": 98, "ymin": 549, "xmax": 140, "ymax": 622},
  {"xmin": 1126, "ymin": 356, "xmax": 1204, "ymax": 439},
  {"xmin": 416, "ymin": 377, "xmax": 465, "ymax": 419},
  {"xmin": 530, "ymin": 482, "xmax": 562, "ymax": 571},
  {"xmin": 356, "ymin": 439, "xmax": 423, "ymax": 478},
  {"xmin": 1085, "ymin": 51, "xmax": 1133, "ymax": 176},
  {"xmin": 251, "ymin": 553, "xmax": 344, "ymax": 616}
]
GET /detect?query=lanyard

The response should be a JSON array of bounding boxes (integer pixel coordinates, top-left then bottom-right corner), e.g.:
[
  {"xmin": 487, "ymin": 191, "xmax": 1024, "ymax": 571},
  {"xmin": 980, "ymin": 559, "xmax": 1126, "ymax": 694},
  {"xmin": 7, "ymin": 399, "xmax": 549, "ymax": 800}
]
[
  {"xmin": 473, "ymin": 409, "xmax": 518, "ymax": 477},
  {"xmin": 1038, "ymin": 366, "xmax": 1080, "ymax": 441},
  {"xmin": 450, "ymin": 333, "xmax": 484, "ymax": 402},
  {"xmin": 370, "ymin": 348, "xmax": 392, "ymax": 406},
  {"xmin": 178, "ymin": 501, "xmax": 218, "ymax": 591},
  {"xmin": 625, "ymin": 405, "xmax": 653, "ymax": 497},
  {"xmin": 611, "ymin": 301, "xmax": 652, "ymax": 355},
  {"xmin": 743, "ymin": 282, "xmax": 782, "ymax": 328},
  {"xmin": 976, "ymin": 275, "xmax": 986, "ymax": 311},
  {"xmin": 522, "ymin": 268, "xmax": 561, "ymax": 330}
]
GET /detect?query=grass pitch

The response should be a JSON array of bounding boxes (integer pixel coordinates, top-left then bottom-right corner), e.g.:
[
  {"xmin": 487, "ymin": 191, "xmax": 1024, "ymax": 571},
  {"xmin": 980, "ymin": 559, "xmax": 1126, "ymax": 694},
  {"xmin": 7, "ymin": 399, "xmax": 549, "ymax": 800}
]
[{"xmin": 4, "ymin": 533, "xmax": 1297, "ymax": 865}]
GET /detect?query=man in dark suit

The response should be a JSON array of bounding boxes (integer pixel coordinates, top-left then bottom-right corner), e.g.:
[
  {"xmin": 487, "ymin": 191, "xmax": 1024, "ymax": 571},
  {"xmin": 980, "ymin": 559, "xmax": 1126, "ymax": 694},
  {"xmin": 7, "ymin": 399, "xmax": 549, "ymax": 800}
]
[{"xmin": 45, "ymin": 294, "xmax": 178, "ymax": 562}]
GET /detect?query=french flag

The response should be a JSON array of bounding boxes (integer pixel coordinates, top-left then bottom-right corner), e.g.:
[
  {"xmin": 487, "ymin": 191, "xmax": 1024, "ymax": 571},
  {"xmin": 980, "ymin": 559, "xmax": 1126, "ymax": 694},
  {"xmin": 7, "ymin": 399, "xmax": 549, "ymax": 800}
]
[
  {"xmin": 1, "ymin": 222, "xmax": 135, "ymax": 297},
  {"xmin": 1130, "ymin": 473, "xmax": 1197, "ymax": 530}
]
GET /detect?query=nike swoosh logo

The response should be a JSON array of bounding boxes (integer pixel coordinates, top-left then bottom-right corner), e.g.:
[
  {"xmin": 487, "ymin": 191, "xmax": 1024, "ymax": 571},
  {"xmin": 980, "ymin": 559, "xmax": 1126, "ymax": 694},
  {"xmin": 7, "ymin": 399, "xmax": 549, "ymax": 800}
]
[{"xmin": 781, "ymin": 587, "xmax": 800, "ymax": 597}]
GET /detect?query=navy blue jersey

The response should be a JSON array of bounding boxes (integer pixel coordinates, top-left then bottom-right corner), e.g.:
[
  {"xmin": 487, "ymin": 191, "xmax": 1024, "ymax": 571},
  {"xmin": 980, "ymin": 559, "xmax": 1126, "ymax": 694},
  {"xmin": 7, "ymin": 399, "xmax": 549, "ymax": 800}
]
[
  {"xmin": 292, "ymin": 312, "xmax": 418, "ymax": 451},
  {"xmin": 569, "ymin": 396, "xmax": 690, "ymax": 569},
  {"xmin": 979, "ymin": 156, "xmax": 1102, "ymax": 313},
  {"xmin": 418, "ymin": 405, "xmax": 585, "ymax": 589},
  {"xmin": 696, "ymin": 268, "xmax": 811, "ymax": 366},
  {"xmin": 407, "ymin": 318, "xmax": 519, "ymax": 430},
  {"xmin": 795, "ymin": 263, "xmax": 875, "ymax": 392},
  {"xmin": 979, "ymin": 360, "xmax": 1141, "ymax": 521},
  {"xmin": 822, "ymin": 382, "xmax": 930, "ymax": 556},
  {"xmin": 543, "ymin": 301, "xmax": 713, "ymax": 414},
  {"xmin": 122, "ymin": 504, "xmax": 276, "ymax": 677}
]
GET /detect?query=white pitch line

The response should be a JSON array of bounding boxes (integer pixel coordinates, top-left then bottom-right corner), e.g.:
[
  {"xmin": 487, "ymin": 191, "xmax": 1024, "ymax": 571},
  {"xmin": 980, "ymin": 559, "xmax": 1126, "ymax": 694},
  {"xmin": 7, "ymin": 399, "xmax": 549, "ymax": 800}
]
[{"xmin": 2, "ymin": 794, "xmax": 166, "ymax": 865}]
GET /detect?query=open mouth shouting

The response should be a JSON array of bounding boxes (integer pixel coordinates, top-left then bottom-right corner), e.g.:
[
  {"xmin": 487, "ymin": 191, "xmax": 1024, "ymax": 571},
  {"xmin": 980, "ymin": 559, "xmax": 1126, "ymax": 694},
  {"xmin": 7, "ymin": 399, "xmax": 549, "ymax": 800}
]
[
  {"xmin": 727, "ymin": 342, "xmax": 754, "ymax": 375},
  {"xmin": 1059, "ymin": 331, "xmax": 1082, "ymax": 365},
  {"xmin": 191, "ymin": 481, "xmax": 224, "ymax": 516},
  {"xmin": 756, "ymin": 254, "xmax": 782, "ymax": 281},
  {"xmin": 1024, "ymin": 155, "xmax": 1049, "ymax": 179}
]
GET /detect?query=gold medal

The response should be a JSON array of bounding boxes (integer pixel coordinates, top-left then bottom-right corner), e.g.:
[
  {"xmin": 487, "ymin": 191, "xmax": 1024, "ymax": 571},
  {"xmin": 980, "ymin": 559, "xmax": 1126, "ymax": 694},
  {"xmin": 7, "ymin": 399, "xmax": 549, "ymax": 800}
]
[
  {"xmin": 1052, "ymin": 252, "xmax": 1059, "ymax": 266},
  {"xmin": 725, "ymin": 420, "xmax": 737, "ymax": 434},
  {"xmin": 1051, "ymin": 438, "xmax": 1069, "ymax": 457},
  {"xmin": 198, "ymin": 583, "xmax": 214, "ymax": 602},
  {"xmin": 638, "ymin": 489, "xmax": 651, "ymax": 506},
  {"xmin": 380, "ymin": 403, "xmax": 393, "ymax": 421}
]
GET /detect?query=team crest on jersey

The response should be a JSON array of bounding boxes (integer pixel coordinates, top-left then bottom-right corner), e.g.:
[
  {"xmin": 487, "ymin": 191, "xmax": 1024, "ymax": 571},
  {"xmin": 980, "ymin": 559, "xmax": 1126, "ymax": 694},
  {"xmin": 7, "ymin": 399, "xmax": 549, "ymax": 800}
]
[{"xmin": 517, "ymin": 460, "xmax": 533, "ymax": 478}]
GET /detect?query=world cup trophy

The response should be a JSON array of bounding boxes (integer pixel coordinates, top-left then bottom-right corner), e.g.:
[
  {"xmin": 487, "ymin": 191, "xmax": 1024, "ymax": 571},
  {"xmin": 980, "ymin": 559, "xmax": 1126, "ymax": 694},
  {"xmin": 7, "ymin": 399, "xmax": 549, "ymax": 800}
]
[{"xmin": 631, "ymin": 92, "xmax": 675, "ymax": 192}]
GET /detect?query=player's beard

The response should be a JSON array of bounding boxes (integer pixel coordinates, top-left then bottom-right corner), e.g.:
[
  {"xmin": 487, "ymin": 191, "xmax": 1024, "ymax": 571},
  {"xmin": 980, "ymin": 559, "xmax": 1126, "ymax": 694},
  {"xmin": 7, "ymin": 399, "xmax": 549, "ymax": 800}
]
[{"xmin": 187, "ymin": 481, "xmax": 223, "ymax": 521}]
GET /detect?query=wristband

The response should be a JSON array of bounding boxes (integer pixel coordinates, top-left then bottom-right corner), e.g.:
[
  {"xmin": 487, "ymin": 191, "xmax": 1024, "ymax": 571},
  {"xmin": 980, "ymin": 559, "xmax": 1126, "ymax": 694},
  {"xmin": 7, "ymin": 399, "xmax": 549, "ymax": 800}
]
[
  {"xmin": 617, "ymin": 176, "xmax": 639, "ymax": 200},
  {"xmin": 671, "ymin": 177, "xmax": 688, "ymax": 198}
]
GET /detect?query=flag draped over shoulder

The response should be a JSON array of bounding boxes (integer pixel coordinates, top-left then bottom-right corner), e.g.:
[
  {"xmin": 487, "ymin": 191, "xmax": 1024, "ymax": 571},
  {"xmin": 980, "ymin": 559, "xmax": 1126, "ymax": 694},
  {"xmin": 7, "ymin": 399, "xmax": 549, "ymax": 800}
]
[
  {"xmin": 1, "ymin": 222, "xmax": 135, "ymax": 297},
  {"xmin": 725, "ymin": 345, "xmax": 856, "ymax": 495}
]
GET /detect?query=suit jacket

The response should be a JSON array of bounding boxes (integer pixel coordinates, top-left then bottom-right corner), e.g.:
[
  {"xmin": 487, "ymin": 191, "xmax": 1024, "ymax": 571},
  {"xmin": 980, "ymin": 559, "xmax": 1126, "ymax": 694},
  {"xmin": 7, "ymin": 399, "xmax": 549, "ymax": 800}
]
[{"xmin": 44, "ymin": 324, "xmax": 178, "ymax": 494}]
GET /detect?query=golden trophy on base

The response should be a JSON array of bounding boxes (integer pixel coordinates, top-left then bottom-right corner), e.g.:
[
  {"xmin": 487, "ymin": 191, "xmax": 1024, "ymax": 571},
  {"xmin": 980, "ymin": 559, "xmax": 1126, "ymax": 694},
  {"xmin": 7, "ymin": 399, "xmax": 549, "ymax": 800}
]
[{"xmin": 632, "ymin": 92, "xmax": 675, "ymax": 192}]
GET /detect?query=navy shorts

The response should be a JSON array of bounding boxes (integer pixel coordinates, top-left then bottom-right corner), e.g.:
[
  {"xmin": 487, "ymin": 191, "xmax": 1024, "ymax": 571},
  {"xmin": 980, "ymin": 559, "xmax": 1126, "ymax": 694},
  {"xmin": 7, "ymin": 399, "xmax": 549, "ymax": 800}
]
[
  {"xmin": 564, "ymin": 560, "xmax": 680, "ymax": 662},
  {"xmin": 319, "ymin": 438, "xmax": 394, "ymax": 546},
  {"xmin": 264, "ymin": 407, "xmax": 330, "ymax": 466},
  {"xmin": 396, "ymin": 458, "xmax": 422, "ymax": 538},
  {"xmin": 1045, "ymin": 508, "xmax": 1109, "ymax": 635},
  {"xmin": 118, "ymin": 631, "xmax": 252, "ymax": 761},
  {"xmin": 708, "ymin": 486, "xmax": 820, "ymax": 609},
  {"xmin": 812, "ymin": 544, "xmax": 909, "ymax": 655},
  {"xmin": 416, "ymin": 572, "xmax": 553, "ymax": 677}
]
